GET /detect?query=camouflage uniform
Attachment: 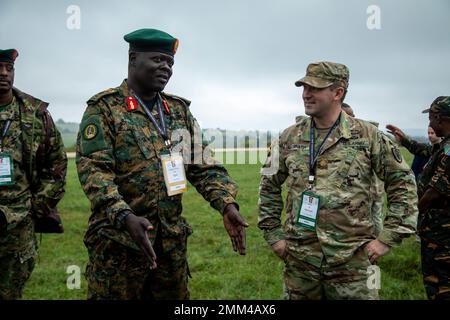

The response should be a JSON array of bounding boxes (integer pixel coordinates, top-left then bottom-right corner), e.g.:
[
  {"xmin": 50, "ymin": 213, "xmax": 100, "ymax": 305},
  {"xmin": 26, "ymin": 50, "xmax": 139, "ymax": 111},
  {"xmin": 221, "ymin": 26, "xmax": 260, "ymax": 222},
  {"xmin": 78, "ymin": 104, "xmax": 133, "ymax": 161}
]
[
  {"xmin": 258, "ymin": 65, "xmax": 418, "ymax": 299},
  {"xmin": 0, "ymin": 89, "xmax": 67, "ymax": 299},
  {"xmin": 76, "ymin": 80, "xmax": 238, "ymax": 300},
  {"xmin": 417, "ymin": 97, "xmax": 450, "ymax": 300},
  {"xmin": 367, "ymin": 121, "xmax": 385, "ymax": 236}
]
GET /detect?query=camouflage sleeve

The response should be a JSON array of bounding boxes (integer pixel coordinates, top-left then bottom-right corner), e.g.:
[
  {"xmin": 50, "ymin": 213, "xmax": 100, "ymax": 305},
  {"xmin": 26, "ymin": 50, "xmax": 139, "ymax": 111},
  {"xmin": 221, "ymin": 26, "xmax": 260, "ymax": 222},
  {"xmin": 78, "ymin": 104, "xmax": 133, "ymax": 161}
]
[
  {"xmin": 373, "ymin": 131, "xmax": 418, "ymax": 246},
  {"xmin": 401, "ymin": 135, "xmax": 433, "ymax": 158},
  {"xmin": 184, "ymin": 108, "xmax": 238, "ymax": 215},
  {"xmin": 32, "ymin": 110, "xmax": 67, "ymax": 217},
  {"xmin": 428, "ymin": 151, "xmax": 450, "ymax": 196},
  {"xmin": 76, "ymin": 100, "xmax": 132, "ymax": 226},
  {"xmin": 257, "ymin": 138, "xmax": 288, "ymax": 246}
]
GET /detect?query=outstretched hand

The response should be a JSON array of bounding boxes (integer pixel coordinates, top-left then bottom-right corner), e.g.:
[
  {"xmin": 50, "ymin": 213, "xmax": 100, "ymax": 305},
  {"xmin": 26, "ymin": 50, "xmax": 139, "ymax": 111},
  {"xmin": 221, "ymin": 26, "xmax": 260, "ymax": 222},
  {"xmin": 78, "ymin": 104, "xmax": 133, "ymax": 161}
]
[
  {"xmin": 223, "ymin": 204, "xmax": 249, "ymax": 255},
  {"xmin": 386, "ymin": 124, "xmax": 405, "ymax": 143},
  {"xmin": 125, "ymin": 213, "xmax": 157, "ymax": 269}
]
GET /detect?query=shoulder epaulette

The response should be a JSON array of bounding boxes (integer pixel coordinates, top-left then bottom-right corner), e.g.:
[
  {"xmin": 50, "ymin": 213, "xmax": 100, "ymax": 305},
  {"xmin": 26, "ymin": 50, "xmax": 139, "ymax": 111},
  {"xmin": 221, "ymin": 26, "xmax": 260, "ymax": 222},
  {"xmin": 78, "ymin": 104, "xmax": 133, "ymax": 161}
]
[
  {"xmin": 87, "ymin": 88, "xmax": 118, "ymax": 104},
  {"xmin": 162, "ymin": 92, "xmax": 191, "ymax": 107}
]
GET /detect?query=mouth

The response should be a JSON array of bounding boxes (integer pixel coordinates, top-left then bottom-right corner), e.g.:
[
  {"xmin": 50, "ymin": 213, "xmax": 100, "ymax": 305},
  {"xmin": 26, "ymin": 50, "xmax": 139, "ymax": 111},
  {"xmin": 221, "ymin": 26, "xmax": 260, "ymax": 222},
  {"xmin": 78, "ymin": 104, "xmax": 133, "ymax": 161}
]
[
  {"xmin": 155, "ymin": 74, "xmax": 169, "ymax": 82},
  {"xmin": 0, "ymin": 80, "xmax": 9, "ymax": 85}
]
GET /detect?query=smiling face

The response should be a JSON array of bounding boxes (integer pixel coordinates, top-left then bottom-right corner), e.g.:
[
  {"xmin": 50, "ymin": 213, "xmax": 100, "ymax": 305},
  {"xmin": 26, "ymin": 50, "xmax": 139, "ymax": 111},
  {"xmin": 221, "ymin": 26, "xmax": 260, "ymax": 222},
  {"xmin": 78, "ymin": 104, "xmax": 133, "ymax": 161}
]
[
  {"xmin": 302, "ymin": 84, "xmax": 343, "ymax": 118},
  {"xmin": 129, "ymin": 51, "xmax": 174, "ymax": 93},
  {"xmin": 0, "ymin": 61, "xmax": 14, "ymax": 94}
]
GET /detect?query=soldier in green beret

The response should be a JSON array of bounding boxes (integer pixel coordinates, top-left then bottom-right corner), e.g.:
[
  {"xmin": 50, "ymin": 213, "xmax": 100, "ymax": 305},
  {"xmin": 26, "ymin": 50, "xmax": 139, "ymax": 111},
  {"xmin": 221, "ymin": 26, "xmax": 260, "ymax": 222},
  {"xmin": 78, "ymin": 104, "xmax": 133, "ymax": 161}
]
[
  {"xmin": 415, "ymin": 97, "xmax": 450, "ymax": 300},
  {"xmin": 0, "ymin": 49, "xmax": 67, "ymax": 299},
  {"xmin": 76, "ymin": 28, "xmax": 248, "ymax": 299},
  {"xmin": 258, "ymin": 61, "xmax": 418, "ymax": 299}
]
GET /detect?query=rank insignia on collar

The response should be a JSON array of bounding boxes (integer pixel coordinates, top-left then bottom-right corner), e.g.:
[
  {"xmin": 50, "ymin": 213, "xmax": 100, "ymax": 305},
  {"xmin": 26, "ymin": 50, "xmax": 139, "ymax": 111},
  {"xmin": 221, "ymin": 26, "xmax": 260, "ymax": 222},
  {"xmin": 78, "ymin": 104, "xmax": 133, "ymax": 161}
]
[{"xmin": 127, "ymin": 96, "xmax": 137, "ymax": 111}]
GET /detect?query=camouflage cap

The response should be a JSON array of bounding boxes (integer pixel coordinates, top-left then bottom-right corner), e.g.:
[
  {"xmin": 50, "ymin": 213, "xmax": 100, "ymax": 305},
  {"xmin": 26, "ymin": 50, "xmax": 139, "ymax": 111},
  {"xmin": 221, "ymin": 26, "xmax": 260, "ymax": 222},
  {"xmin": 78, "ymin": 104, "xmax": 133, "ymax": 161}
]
[
  {"xmin": 422, "ymin": 96, "xmax": 450, "ymax": 116},
  {"xmin": 0, "ymin": 49, "xmax": 19, "ymax": 63},
  {"xmin": 124, "ymin": 28, "xmax": 179, "ymax": 56},
  {"xmin": 295, "ymin": 61, "xmax": 349, "ymax": 89}
]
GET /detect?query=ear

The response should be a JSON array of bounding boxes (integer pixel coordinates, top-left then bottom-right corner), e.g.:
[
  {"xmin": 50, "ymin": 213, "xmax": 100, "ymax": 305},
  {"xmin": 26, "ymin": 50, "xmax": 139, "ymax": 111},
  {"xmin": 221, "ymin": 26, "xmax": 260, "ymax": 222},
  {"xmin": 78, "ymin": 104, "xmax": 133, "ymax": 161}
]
[
  {"xmin": 334, "ymin": 87, "xmax": 345, "ymax": 102},
  {"xmin": 129, "ymin": 51, "xmax": 137, "ymax": 68}
]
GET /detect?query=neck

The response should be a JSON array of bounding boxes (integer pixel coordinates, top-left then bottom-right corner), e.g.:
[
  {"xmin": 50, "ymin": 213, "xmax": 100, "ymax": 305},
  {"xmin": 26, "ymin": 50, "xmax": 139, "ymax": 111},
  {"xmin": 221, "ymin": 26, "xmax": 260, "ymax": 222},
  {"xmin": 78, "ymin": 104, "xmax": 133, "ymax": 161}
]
[
  {"xmin": 127, "ymin": 78, "xmax": 157, "ymax": 101},
  {"xmin": 0, "ymin": 90, "xmax": 13, "ymax": 106},
  {"xmin": 313, "ymin": 107, "xmax": 342, "ymax": 129}
]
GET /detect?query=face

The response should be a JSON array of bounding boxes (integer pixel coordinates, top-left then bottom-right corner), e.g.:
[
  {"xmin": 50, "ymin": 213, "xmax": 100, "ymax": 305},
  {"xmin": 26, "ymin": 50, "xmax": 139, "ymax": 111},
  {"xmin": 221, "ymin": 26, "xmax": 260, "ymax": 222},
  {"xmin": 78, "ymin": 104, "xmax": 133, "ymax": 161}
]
[
  {"xmin": 427, "ymin": 126, "xmax": 441, "ymax": 144},
  {"xmin": 302, "ymin": 84, "xmax": 342, "ymax": 117},
  {"xmin": 428, "ymin": 112, "xmax": 443, "ymax": 137},
  {"xmin": 0, "ymin": 61, "xmax": 14, "ymax": 94},
  {"xmin": 129, "ymin": 51, "xmax": 174, "ymax": 92}
]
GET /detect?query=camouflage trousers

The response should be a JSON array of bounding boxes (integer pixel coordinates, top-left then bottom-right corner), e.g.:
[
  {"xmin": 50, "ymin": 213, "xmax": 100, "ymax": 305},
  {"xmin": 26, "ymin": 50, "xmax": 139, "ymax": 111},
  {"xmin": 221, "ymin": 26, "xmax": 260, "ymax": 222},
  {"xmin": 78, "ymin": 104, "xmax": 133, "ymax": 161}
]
[
  {"xmin": 0, "ymin": 216, "xmax": 37, "ymax": 300},
  {"xmin": 85, "ymin": 232, "xmax": 190, "ymax": 300},
  {"xmin": 421, "ymin": 239, "xmax": 450, "ymax": 300},
  {"xmin": 283, "ymin": 246, "xmax": 378, "ymax": 300},
  {"xmin": 419, "ymin": 208, "xmax": 450, "ymax": 300}
]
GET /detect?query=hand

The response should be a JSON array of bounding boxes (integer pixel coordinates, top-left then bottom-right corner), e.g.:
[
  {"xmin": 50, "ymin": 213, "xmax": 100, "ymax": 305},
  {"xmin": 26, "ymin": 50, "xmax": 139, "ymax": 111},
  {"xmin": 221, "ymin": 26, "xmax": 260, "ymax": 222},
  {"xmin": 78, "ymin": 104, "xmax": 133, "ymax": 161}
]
[
  {"xmin": 271, "ymin": 240, "xmax": 287, "ymax": 260},
  {"xmin": 386, "ymin": 124, "xmax": 406, "ymax": 143},
  {"xmin": 124, "ymin": 213, "xmax": 157, "ymax": 269},
  {"xmin": 223, "ymin": 204, "xmax": 249, "ymax": 255},
  {"xmin": 365, "ymin": 239, "xmax": 390, "ymax": 264}
]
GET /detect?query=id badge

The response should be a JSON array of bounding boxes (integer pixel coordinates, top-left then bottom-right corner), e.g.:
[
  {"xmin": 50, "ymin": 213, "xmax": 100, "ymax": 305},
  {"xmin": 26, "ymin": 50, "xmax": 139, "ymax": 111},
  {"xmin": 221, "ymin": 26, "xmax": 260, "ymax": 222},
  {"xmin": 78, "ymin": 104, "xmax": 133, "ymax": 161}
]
[
  {"xmin": 0, "ymin": 152, "xmax": 14, "ymax": 186},
  {"xmin": 297, "ymin": 191, "xmax": 320, "ymax": 230},
  {"xmin": 161, "ymin": 152, "xmax": 188, "ymax": 196}
]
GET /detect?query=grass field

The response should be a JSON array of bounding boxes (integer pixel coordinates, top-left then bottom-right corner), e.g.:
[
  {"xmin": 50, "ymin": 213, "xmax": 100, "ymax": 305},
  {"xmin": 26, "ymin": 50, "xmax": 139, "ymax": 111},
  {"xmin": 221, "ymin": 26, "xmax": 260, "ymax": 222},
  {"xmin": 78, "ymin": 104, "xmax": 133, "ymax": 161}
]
[{"xmin": 22, "ymin": 150, "xmax": 427, "ymax": 300}]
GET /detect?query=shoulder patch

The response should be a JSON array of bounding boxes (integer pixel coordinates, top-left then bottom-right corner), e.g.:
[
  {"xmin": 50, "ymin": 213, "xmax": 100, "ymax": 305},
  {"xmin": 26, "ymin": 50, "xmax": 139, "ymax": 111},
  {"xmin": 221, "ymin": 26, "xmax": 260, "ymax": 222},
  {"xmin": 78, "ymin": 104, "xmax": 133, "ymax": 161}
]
[
  {"xmin": 79, "ymin": 116, "xmax": 108, "ymax": 155},
  {"xmin": 162, "ymin": 92, "xmax": 191, "ymax": 107},
  {"xmin": 87, "ymin": 88, "xmax": 118, "ymax": 105},
  {"xmin": 392, "ymin": 146, "xmax": 403, "ymax": 163},
  {"xmin": 83, "ymin": 124, "xmax": 98, "ymax": 140}
]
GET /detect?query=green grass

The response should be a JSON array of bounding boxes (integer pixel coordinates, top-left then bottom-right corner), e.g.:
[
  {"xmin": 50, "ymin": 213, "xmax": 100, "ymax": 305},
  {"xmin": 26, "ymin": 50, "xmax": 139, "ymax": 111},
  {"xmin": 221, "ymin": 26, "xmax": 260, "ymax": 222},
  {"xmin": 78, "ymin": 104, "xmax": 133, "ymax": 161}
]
[{"xmin": 22, "ymin": 148, "xmax": 427, "ymax": 300}]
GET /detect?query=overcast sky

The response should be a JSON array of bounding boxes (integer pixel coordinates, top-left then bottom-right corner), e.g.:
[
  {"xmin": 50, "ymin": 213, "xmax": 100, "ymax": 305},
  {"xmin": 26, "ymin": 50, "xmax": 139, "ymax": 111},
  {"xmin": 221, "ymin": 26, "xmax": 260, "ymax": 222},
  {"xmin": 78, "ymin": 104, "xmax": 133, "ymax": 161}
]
[{"xmin": 1, "ymin": 0, "xmax": 449, "ymax": 132}]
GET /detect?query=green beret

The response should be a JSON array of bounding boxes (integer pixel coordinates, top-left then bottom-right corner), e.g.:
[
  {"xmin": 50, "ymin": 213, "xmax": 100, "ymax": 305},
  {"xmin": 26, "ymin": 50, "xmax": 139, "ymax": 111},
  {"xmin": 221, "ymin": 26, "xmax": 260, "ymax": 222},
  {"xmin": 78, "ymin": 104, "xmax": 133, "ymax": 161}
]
[
  {"xmin": 0, "ymin": 49, "xmax": 19, "ymax": 63},
  {"xmin": 124, "ymin": 28, "xmax": 179, "ymax": 56}
]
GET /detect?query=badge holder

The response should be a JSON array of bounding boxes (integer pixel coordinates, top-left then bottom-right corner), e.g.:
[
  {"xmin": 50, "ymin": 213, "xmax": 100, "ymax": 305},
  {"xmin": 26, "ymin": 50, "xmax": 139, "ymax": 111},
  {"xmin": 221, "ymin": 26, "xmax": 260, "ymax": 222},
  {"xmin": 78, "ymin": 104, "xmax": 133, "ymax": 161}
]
[
  {"xmin": 297, "ymin": 191, "xmax": 320, "ymax": 231},
  {"xmin": 0, "ymin": 152, "xmax": 14, "ymax": 186},
  {"xmin": 161, "ymin": 151, "xmax": 188, "ymax": 196}
]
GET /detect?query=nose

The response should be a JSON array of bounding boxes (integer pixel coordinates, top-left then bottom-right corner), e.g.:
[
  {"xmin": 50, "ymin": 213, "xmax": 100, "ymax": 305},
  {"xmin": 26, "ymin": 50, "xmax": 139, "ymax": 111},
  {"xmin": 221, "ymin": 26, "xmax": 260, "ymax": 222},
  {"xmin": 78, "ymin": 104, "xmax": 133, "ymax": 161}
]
[
  {"xmin": 303, "ymin": 86, "xmax": 312, "ymax": 99},
  {"xmin": 0, "ymin": 65, "xmax": 7, "ymax": 76},
  {"xmin": 160, "ymin": 61, "xmax": 172, "ymax": 74}
]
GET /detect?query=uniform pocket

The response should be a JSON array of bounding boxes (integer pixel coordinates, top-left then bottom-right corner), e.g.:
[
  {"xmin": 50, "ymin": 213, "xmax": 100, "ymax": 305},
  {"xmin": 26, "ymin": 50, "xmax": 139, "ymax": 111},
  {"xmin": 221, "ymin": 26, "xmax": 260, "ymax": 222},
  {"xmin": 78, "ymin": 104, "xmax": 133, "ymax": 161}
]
[{"xmin": 131, "ymin": 129, "xmax": 156, "ymax": 160}]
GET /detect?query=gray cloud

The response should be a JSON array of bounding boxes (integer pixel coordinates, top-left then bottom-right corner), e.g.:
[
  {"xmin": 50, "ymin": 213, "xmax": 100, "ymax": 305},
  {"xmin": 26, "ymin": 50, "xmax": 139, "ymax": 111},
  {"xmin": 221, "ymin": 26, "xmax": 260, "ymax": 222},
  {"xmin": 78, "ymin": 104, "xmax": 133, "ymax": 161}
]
[{"xmin": 1, "ymin": 0, "xmax": 449, "ymax": 132}]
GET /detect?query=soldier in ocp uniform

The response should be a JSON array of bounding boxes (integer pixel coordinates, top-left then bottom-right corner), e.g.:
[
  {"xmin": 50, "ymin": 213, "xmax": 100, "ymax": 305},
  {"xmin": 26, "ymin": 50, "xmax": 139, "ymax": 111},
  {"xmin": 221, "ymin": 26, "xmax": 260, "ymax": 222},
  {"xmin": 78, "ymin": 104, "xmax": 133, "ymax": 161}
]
[
  {"xmin": 415, "ymin": 97, "xmax": 450, "ymax": 300},
  {"xmin": 76, "ymin": 29, "xmax": 248, "ymax": 300},
  {"xmin": 258, "ymin": 61, "xmax": 418, "ymax": 299},
  {"xmin": 0, "ymin": 49, "xmax": 67, "ymax": 299}
]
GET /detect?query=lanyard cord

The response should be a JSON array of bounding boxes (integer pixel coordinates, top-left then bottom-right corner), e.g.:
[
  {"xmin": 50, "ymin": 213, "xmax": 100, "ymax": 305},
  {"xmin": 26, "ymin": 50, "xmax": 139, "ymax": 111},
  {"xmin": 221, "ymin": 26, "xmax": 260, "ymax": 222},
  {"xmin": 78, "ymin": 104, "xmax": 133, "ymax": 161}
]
[
  {"xmin": 132, "ymin": 92, "xmax": 172, "ymax": 149},
  {"xmin": 308, "ymin": 114, "xmax": 341, "ymax": 187}
]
